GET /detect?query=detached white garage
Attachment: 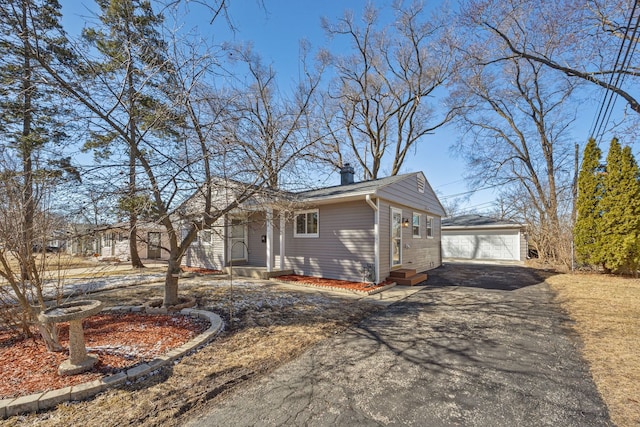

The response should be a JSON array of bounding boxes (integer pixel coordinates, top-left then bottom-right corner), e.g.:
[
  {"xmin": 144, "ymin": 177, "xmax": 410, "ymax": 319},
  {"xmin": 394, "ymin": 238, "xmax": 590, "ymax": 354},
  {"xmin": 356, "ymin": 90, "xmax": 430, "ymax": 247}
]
[{"xmin": 442, "ymin": 215, "xmax": 527, "ymax": 262}]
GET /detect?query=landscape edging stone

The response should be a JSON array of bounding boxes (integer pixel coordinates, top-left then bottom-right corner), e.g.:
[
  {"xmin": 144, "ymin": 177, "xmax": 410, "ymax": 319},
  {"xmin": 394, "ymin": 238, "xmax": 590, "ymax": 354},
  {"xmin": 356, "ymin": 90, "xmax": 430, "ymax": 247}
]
[{"xmin": 1, "ymin": 306, "xmax": 223, "ymax": 419}]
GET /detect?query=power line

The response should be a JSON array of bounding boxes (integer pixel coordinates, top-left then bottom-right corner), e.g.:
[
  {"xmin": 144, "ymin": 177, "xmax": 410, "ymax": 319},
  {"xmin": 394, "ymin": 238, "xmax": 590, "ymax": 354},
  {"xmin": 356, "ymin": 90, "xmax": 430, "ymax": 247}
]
[
  {"xmin": 437, "ymin": 182, "xmax": 504, "ymax": 200},
  {"xmin": 595, "ymin": 10, "xmax": 640, "ymax": 141},
  {"xmin": 589, "ymin": 0, "xmax": 638, "ymax": 139},
  {"xmin": 590, "ymin": 0, "xmax": 640, "ymax": 143}
]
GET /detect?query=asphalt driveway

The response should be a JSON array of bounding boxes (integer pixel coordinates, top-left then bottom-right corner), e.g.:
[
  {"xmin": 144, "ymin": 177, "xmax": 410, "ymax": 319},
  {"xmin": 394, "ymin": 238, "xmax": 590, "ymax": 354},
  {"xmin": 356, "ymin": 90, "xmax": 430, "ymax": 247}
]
[{"xmin": 184, "ymin": 263, "xmax": 611, "ymax": 426}]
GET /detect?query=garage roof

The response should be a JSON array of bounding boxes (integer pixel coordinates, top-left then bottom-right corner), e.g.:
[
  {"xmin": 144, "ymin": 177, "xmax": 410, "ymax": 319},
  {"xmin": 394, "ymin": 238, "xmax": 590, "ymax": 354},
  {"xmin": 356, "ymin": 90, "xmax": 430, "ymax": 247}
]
[{"xmin": 442, "ymin": 214, "xmax": 524, "ymax": 229}]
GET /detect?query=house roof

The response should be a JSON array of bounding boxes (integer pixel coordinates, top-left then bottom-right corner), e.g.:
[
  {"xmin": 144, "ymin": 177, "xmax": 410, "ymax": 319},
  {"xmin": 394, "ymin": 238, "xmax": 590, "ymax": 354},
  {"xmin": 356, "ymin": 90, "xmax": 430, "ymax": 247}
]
[
  {"xmin": 294, "ymin": 173, "xmax": 412, "ymax": 202},
  {"xmin": 442, "ymin": 214, "xmax": 524, "ymax": 229},
  {"xmin": 181, "ymin": 171, "xmax": 445, "ymax": 216}
]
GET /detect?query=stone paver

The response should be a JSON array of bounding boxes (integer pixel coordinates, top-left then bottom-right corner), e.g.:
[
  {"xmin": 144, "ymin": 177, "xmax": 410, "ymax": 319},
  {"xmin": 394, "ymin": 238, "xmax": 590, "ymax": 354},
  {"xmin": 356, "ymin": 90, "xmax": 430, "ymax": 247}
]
[
  {"xmin": 185, "ymin": 264, "xmax": 612, "ymax": 427},
  {"xmin": 6, "ymin": 393, "xmax": 42, "ymax": 417},
  {"xmin": 38, "ymin": 386, "xmax": 72, "ymax": 410}
]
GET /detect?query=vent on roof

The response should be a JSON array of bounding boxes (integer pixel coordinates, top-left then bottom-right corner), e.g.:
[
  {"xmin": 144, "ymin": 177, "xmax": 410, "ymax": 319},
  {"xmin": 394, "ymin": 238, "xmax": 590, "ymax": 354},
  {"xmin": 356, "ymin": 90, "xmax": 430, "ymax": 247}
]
[{"xmin": 417, "ymin": 174, "xmax": 425, "ymax": 193}]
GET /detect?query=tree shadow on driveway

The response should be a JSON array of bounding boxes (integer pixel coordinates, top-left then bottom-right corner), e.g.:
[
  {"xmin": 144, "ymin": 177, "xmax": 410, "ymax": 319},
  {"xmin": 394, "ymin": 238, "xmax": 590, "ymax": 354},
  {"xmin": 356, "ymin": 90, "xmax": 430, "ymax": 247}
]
[
  {"xmin": 426, "ymin": 262, "xmax": 559, "ymax": 291},
  {"xmin": 183, "ymin": 264, "xmax": 613, "ymax": 427}
]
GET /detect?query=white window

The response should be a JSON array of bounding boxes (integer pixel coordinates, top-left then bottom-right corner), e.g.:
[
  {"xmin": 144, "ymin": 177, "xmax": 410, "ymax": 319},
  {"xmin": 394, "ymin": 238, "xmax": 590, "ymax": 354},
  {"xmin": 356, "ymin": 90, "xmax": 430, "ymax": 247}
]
[
  {"xmin": 180, "ymin": 227, "xmax": 189, "ymax": 241},
  {"xmin": 102, "ymin": 233, "xmax": 113, "ymax": 246},
  {"xmin": 391, "ymin": 208, "xmax": 402, "ymax": 266},
  {"xmin": 197, "ymin": 229, "xmax": 212, "ymax": 245},
  {"xmin": 426, "ymin": 216, "xmax": 433, "ymax": 238},
  {"xmin": 412, "ymin": 212, "xmax": 421, "ymax": 238},
  {"xmin": 294, "ymin": 209, "xmax": 319, "ymax": 237}
]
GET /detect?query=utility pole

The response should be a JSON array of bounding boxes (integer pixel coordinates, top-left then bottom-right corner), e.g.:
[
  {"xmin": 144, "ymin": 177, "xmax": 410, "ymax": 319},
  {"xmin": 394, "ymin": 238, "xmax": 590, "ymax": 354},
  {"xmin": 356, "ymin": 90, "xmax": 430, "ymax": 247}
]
[
  {"xmin": 571, "ymin": 142, "xmax": 579, "ymax": 225},
  {"xmin": 571, "ymin": 142, "xmax": 579, "ymax": 271}
]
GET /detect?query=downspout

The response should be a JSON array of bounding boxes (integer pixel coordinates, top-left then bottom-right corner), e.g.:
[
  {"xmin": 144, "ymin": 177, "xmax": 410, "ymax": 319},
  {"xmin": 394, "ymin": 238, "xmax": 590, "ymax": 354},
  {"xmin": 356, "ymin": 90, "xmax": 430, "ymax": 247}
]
[
  {"xmin": 266, "ymin": 208, "xmax": 273, "ymax": 272},
  {"xmin": 279, "ymin": 212, "xmax": 285, "ymax": 270},
  {"xmin": 365, "ymin": 194, "xmax": 379, "ymax": 284}
]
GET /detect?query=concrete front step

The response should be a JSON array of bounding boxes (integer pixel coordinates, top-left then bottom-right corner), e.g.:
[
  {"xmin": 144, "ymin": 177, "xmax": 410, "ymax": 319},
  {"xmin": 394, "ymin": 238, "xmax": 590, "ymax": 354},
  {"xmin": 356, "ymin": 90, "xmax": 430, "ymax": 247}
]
[
  {"xmin": 389, "ymin": 268, "xmax": 417, "ymax": 279},
  {"xmin": 390, "ymin": 273, "xmax": 428, "ymax": 286}
]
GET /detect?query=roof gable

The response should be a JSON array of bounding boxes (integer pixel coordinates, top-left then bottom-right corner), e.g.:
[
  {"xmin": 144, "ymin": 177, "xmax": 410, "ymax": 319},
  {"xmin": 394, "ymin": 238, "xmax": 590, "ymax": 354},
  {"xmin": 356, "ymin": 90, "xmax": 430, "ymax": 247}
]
[{"xmin": 296, "ymin": 171, "xmax": 446, "ymax": 217}]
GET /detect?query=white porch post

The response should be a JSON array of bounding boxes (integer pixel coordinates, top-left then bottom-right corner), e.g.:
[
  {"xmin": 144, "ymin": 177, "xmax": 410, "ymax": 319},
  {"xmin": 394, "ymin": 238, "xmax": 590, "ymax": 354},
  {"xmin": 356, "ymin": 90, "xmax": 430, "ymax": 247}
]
[
  {"xmin": 266, "ymin": 208, "xmax": 273, "ymax": 272},
  {"xmin": 365, "ymin": 195, "xmax": 380, "ymax": 283},
  {"xmin": 374, "ymin": 199, "xmax": 380, "ymax": 283},
  {"xmin": 279, "ymin": 212, "xmax": 285, "ymax": 270}
]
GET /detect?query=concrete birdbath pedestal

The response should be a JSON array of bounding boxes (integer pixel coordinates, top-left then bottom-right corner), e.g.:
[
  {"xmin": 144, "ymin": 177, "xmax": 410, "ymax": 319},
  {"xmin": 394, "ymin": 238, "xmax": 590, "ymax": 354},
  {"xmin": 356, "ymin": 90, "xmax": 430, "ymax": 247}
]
[{"xmin": 39, "ymin": 300, "xmax": 104, "ymax": 376}]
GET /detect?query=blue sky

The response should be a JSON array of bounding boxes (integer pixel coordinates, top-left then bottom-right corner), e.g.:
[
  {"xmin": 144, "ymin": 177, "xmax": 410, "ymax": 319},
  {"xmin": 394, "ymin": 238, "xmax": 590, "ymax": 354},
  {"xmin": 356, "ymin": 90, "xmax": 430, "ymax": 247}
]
[
  {"xmin": 215, "ymin": 1, "xmax": 495, "ymax": 210},
  {"xmin": 60, "ymin": 0, "xmax": 630, "ymax": 215}
]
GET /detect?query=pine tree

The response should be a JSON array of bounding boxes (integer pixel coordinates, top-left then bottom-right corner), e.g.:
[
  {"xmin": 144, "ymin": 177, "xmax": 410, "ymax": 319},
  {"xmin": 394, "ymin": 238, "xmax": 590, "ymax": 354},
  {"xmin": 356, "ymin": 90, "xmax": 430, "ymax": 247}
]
[
  {"xmin": 0, "ymin": 0, "xmax": 73, "ymax": 348},
  {"xmin": 82, "ymin": 0, "xmax": 170, "ymax": 268},
  {"xmin": 574, "ymin": 138, "xmax": 604, "ymax": 266},
  {"xmin": 599, "ymin": 139, "xmax": 640, "ymax": 274}
]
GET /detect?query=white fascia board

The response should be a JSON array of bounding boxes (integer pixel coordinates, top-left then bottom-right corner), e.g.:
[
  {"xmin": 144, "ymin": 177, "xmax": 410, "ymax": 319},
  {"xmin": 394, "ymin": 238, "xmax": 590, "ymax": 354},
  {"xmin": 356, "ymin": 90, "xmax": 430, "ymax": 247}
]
[
  {"xmin": 442, "ymin": 224, "xmax": 525, "ymax": 231},
  {"xmin": 298, "ymin": 191, "xmax": 376, "ymax": 205}
]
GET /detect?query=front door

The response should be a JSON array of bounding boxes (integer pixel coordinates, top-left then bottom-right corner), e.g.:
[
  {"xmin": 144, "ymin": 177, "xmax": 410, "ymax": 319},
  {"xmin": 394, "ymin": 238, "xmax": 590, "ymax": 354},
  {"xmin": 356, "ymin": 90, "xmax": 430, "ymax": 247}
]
[
  {"xmin": 391, "ymin": 208, "xmax": 402, "ymax": 267},
  {"xmin": 148, "ymin": 232, "xmax": 161, "ymax": 259},
  {"xmin": 229, "ymin": 218, "xmax": 247, "ymax": 262}
]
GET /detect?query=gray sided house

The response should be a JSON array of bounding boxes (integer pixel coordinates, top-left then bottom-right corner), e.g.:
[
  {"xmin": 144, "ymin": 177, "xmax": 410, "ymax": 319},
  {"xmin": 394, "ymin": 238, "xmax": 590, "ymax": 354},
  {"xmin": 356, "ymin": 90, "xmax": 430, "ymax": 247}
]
[
  {"xmin": 182, "ymin": 168, "xmax": 446, "ymax": 283},
  {"xmin": 92, "ymin": 222, "xmax": 170, "ymax": 261},
  {"xmin": 441, "ymin": 214, "xmax": 528, "ymax": 263}
]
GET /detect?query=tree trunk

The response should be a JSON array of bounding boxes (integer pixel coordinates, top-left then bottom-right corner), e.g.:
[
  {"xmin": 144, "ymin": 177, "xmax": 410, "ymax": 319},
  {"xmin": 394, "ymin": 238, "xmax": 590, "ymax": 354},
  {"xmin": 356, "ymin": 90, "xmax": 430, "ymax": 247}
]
[
  {"xmin": 163, "ymin": 255, "xmax": 181, "ymax": 307},
  {"xmin": 126, "ymin": 28, "xmax": 144, "ymax": 270},
  {"xmin": 36, "ymin": 320, "xmax": 63, "ymax": 352},
  {"xmin": 127, "ymin": 129, "xmax": 143, "ymax": 268},
  {"xmin": 129, "ymin": 219, "xmax": 144, "ymax": 268},
  {"xmin": 19, "ymin": 1, "xmax": 34, "ymax": 283},
  {"xmin": 29, "ymin": 305, "xmax": 63, "ymax": 352}
]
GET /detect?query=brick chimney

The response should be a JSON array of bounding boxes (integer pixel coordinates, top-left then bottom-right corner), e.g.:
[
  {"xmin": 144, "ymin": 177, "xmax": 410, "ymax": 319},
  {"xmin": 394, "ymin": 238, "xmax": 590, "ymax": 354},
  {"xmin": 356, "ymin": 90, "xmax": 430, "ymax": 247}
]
[{"xmin": 340, "ymin": 163, "xmax": 355, "ymax": 185}]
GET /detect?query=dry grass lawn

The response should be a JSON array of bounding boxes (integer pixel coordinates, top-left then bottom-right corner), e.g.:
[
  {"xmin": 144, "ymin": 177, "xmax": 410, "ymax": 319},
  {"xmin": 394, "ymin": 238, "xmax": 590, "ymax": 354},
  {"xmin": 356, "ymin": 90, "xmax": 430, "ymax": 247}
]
[
  {"xmin": 546, "ymin": 273, "xmax": 640, "ymax": 427},
  {"xmin": 3, "ymin": 254, "xmax": 98, "ymax": 272}
]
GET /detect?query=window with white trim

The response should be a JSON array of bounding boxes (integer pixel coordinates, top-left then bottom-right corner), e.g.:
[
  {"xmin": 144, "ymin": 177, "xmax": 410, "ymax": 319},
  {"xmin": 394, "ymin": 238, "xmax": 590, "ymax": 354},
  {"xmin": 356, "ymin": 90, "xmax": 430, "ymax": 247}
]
[
  {"xmin": 426, "ymin": 216, "xmax": 433, "ymax": 238},
  {"xmin": 294, "ymin": 209, "xmax": 319, "ymax": 237},
  {"xmin": 197, "ymin": 229, "xmax": 212, "ymax": 245},
  {"xmin": 412, "ymin": 212, "xmax": 421, "ymax": 238}
]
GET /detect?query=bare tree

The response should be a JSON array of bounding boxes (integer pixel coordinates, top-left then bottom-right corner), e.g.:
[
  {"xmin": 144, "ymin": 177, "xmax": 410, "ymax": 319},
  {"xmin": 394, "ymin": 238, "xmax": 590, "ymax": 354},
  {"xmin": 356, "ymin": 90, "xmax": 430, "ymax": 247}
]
[
  {"xmin": 466, "ymin": 0, "xmax": 640, "ymax": 127},
  {"xmin": 0, "ymin": 154, "xmax": 66, "ymax": 350},
  {"xmin": 53, "ymin": 3, "xmax": 324, "ymax": 307},
  {"xmin": 223, "ymin": 43, "xmax": 326, "ymax": 191},
  {"xmin": 319, "ymin": 2, "xmax": 456, "ymax": 179},
  {"xmin": 151, "ymin": 52, "xmax": 322, "ymax": 305},
  {"xmin": 449, "ymin": 6, "xmax": 578, "ymax": 265}
]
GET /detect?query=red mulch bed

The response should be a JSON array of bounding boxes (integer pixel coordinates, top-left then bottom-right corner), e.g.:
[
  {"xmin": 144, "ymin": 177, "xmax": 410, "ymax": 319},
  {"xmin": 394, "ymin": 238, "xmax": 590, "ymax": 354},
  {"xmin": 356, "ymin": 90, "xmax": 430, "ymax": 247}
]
[
  {"xmin": 180, "ymin": 266, "xmax": 223, "ymax": 275},
  {"xmin": 276, "ymin": 275, "xmax": 394, "ymax": 292},
  {"xmin": 0, "ymin": 313, "xmax": 208, "ymax": 399}
]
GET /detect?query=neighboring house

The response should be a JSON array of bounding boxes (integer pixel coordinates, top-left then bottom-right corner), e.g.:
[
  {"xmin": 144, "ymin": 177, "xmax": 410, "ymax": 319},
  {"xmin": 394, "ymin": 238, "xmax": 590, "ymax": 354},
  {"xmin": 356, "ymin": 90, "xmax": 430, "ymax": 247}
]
[
  {"xmin": 441, "ymin": 214, "xmax": 528, "ymax": 263},
  {"xmin": 93, "ymin": 222, "xmax": 170, "ymax": 261},
  {"xmin": 183, "ymin": 166, "xmax": 446, "ymax": 283},
  {"xmin": 65, "ymin": 224, "xmax": 101, "ymax": 256}
]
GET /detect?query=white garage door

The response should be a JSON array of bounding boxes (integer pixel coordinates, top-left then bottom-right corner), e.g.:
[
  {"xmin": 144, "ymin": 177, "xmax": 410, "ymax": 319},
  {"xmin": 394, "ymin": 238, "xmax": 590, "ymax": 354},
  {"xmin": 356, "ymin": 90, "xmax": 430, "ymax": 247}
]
[{"xmin": 442, "ymin": 230, "xmax": 520, "ymax": 261}]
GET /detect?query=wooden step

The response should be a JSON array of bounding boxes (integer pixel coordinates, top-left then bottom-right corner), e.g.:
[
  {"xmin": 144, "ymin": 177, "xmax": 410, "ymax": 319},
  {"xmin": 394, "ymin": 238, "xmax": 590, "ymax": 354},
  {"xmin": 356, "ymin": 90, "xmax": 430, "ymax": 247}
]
[
  {"xmin": 389, "ymin": 268, "xmax": 417, "ymax": 279},
  {"xmin": 391, "ymin": 273, "xmax": 428, "ymax": 286}
]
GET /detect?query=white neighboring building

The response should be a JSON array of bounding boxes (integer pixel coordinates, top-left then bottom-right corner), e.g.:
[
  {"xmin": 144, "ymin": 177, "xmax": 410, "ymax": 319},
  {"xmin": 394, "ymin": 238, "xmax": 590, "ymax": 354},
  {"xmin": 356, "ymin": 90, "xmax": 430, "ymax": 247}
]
[{"xmin": 441, "ymin": 215, "xmax": 528, "ymax": 263}]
